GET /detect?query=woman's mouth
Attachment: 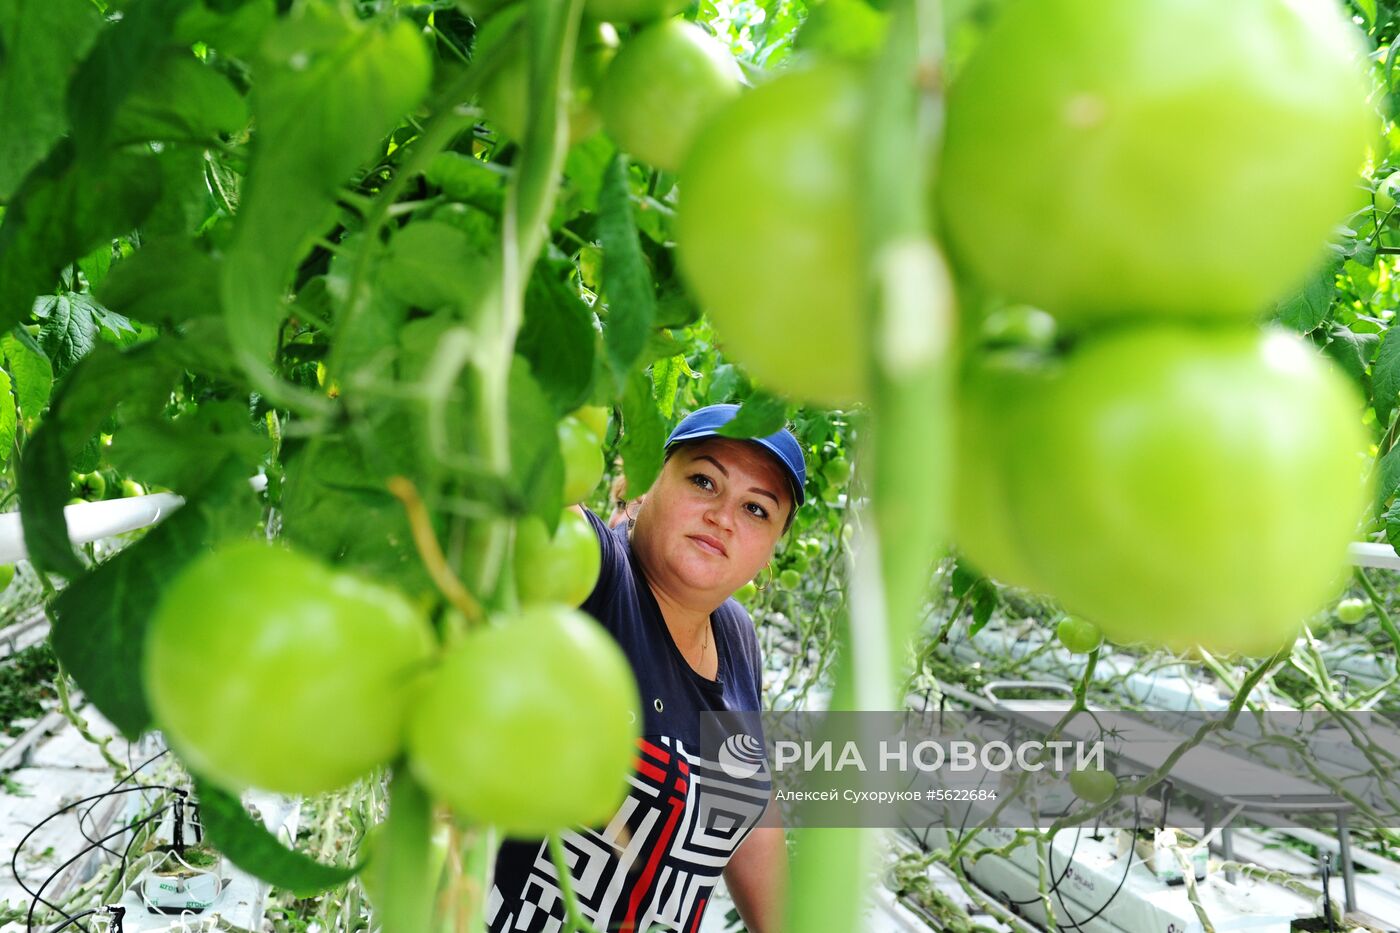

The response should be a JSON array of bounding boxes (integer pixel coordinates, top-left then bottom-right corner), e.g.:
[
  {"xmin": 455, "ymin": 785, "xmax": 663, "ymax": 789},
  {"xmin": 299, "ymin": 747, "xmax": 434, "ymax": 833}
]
[{"xmin": 689, "ymin": 534, "xmax": 727, "ymax": 557}]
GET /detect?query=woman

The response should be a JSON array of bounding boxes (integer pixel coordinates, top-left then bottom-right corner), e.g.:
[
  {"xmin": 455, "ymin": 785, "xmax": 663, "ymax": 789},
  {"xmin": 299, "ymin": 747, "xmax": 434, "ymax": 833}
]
[{"xmin": 486, "ymin": 403, "xmax": 800, "ymax": 932}]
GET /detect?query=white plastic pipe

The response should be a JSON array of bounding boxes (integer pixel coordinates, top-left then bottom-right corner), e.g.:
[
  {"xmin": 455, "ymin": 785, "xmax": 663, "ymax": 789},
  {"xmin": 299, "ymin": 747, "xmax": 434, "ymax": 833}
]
[{"xmin": 0, "ymin": 475, "xmax": 268, "ymax": 565}]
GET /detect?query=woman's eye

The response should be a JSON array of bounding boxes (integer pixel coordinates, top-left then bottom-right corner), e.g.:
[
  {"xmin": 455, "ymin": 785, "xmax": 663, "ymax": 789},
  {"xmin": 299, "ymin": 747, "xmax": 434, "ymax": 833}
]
[
  {"xmin": 689, "ymin": 473, "xmax": 714, "ymax": 491},
  {"xmin": 746, "ymin": 502, "xmax": 770, "ymax": 521}
]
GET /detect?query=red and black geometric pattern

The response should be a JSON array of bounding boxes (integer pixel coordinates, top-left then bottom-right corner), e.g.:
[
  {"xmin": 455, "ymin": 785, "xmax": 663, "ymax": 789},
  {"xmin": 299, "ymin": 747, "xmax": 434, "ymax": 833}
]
[{"xmin": 486, "ymin": 735, "xmax": 771, "ymax": 932}]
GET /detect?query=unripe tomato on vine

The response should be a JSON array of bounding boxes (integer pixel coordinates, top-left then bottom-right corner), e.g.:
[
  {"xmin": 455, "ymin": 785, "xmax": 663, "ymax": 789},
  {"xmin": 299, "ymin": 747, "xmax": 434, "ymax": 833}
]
[
  {"xmin": 407, "ymin": 606, "xmax": 640, "ymax": 837},
  {"xmin": 940, "ymin": 0, "xmax": 1374, "ymax": 327},
  {"xmin": 970, "ymin": 325, "xmax": 1369, "ymax": 656},
  {"xmin": 597, "ymin": 19, "xmax": 743, "ymax": 173},
  {"xmin": 144, "ymin": 542, "xmax": 435, "ymax": 795},
  {"xmin": 677, "ymin": 64, "xmax": 868, "ymax": 407},
  {"xmin": 514, "ymin": 509, "xmax": 601, "ymax": 607}
]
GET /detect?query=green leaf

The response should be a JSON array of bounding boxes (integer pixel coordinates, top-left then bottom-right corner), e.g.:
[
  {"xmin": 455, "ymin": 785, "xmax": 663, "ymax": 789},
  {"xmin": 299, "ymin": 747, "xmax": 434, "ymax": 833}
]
[
  {"xmin": 1374, "ymin": 325, "xmax": 1400, "ymax": 426},
  {"xmin": 969, "ymin": 580, "xmax": 998, "ymax": 635},
  {"xmin": 1383, "ymin": 497, "xmax": 1400, "ymax": 551},
  {"xmin": 107, "ymin": 401, "xmax": 269, "ymax": 494},
  {"xmin": 0, "ymin": 0, "xmax": 103, "ymax": 198},
  {"xmin": 146, "ymin": 147, "xmax": 219, "ymax": 239},
  {"xmin": 1358, "ymin": 0, "xmax": 1378, "ymax": 28},
  {"xmin": 620, "ymin": 369, "xmax": 666, "ymax": 498},
  {"xmin": 174, "ymin": 0, "xmax": 277, "ymax": 60},
  {"xmin": 98, "ymin": 239, "xmax": 221, "ymax": 326},
  {"xmin": 1377, "ymin": 440, "xmax": 1400, "ymax": 510},
  {"xmin": 0, "ymin": 143, "xmax": 160, "ymax": 338},
  {"xmin": 598, "ymin": 154, "xmax": 657, "ymax": 387},
  {"xmin": 1276, "ymin": 261, "xmax": 1337, "ymax": 333},
  {"xmin": 49, "ymin": 464, "xmax": 259, "ymax": 736},
  {"xmin": 651, "ymin": 354, "xmax": 683, "ymax": 420},
  {"xmin": 517, "ymin": 263, "xmax": 596, "ymax": 415},
  {"xmin": 34, "ymin": 293, "xmax": 101, "ymax": 375},
  {"xmin": 0, "ymin": 370, "xmax": 16, "ymax": 466},
  {"xmin": 110, "ymin": 52, "xmax": 247, "ymax": 145},
  {"xmin": 3, "ymin": 334, "xmax": 53, "ymax": 422},
  {"xmin": 18, "ymin": 418, "xmax": 85, "ymax": 578},
  {"xmin": 1324, "ymin": 324, "xmax": 1378, "ymax": 388},
  {"xmin": 718, "ymin": 393, "xmax": 789, "ymax": 440},
  {"xmin": 195, "ymin": 778, "xmax": 359, "ymax": 896},
  {"xmin": 424, "ymin": 150, "xmax": 504, "ymax": 206},
  {"xmin": 508, "ymin": 357, "xmax": 564, "ymax": 524},
  {"xmin": 78, "ymin": 243, "xmax": 112, "ymax": 292},
  {"xmin": 220, "ymin": 6, "xmax": 429, "ymax": 379},
  {"xmin": 66, "ymin": 0, "xmax": 197, "ymax": 154},
  {"xmin": 379, "ymin": 770, "xmax": 434, "ymax": 933},
  {"xmin": 380, "ymin": 221, "xmax": 490, "ymax": 311}
]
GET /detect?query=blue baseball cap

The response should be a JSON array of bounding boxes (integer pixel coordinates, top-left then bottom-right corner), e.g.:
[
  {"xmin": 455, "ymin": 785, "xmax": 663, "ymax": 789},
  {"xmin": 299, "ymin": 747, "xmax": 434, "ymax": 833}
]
[{"xmin": 665, "ymin": 404, "xmax": 806, "ymax": 507}]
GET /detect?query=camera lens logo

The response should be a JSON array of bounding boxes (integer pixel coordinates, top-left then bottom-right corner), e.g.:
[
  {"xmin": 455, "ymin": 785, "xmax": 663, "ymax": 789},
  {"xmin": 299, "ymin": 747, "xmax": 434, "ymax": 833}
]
[{"xmin": 718, "ymin": 733, "xmax": 766, "ymax": 780}]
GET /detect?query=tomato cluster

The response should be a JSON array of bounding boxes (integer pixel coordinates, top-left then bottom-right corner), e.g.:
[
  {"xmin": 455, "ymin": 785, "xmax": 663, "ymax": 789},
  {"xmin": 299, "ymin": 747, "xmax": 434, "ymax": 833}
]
[
  {"xmin": 144, "ymin": 533, "xmax": 638, "ymax": 837},
  {"xmin": 945, "ymin": 0, "xmax": 1373, "ymax": 655}
]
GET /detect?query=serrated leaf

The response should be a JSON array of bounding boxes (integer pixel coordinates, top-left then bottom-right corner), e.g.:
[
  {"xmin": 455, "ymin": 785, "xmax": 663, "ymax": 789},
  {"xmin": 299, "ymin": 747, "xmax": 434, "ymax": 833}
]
[
  {"xmin": 599, "ymin": 154, "xmax": 656, "ymax": 387},
  {"xmin": 0, "ymin": 0, "xmax": 103, "ymax": 198},
  {"xmin": 620, "ymin": 369, "xmax": 666, "ymax": 497},
  {"xmin": 49, "ymin": 464, "xmax": 259, "ymax": 735},
  {"xmin": 517, "ymin": 263, "xmax": 596, "ymax": 415},
  {"xmin": 0, "ymin": 370, "xmax": 16, "ymax": 466},
  {"xmin": 718, "ymin": 394, "xmax": 789, "ymax": 440},
  {"xmin": 652, "ymin": 355, "xmax": 683, "ymax": 419},
  {"xmin": 34, "ymin": 292, "xmax": 100, "ymax": 375},
  {"xmin": 195, "ymin": 779, "xmax": 359, "ymax": 896},
  {"xmin": 3, "ymin": 334, "xmax": 53, "ymax": 422},
  {"xmin": 1324, "ymin": 324, "xmax": 1379, "ymax": 388},
  {"xmin": 1276, "ymin": 262, "xmax": 1337, "ymax": 333},
  {"xmin": 0, "ymin": 143, "xmax": 160, "ymax": 340},
  {"xmin": 221, "ymin": 7, "xmax": 429, "ymax": 383},
  {"xmin": 1374, "ymin": 326, "xmax": 1400, "ymax": 426},
  {"xmin": 78, "ymin": 243, "xmax": 112, "ymax": 291},
  {"xmin": 98, "ymin": 238, "xmax": 220, "ymax": 326}
]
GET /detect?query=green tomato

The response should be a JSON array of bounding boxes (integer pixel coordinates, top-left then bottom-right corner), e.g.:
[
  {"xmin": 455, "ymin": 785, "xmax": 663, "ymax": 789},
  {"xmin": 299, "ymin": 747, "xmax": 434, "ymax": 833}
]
[
  {"xmin": 785, "ymin": 551, "xmax": 810, "ymax": 574},
  {"xmin": 735, "ymin": 581, "xmax": 759, "ymax": 604},
  {"xmin": 559, "ymin": 416, "xmax": 605, "ymax": 505},
  {"xmin": 953, "ymin": 352, "xmax": 1052, "ymax": 592},
  {"xmin": 0, "ymin": 564, "xmax": 16, "ymax": 594},
  {"xmin": 145, "ymin": 542, "xmax": 435, "ymax": 795},
  {"xmin": 821, "ymin": 456, "xmax": 852, "ymax": 488},
  {"xmin": 1069, "ymin": 767, "xmax": 1117, "ymax": 804},
  {"xmin": 120, "ymin": 479, "xmax": 145, "ymax": 498},
  {"xmin": 940, "ymin": 0, "xmax": 1373, "ymax": 327},
  {"xmin": 584, "ymin": 0, "xmax": 684, "ymax": 22},
  {"xmin": 407, "ymin": 606, "xmax": 640, "ymax": 837},
  {"xmin": 479, "ymin": 20, "xmax": 617, "ymax": 145},
  {"xmin": 678, "ymin": 65, "xmax": 868, "ymax": 407},
  {"xmin": 571, "ymin": 405, "xmax": 610, "ymax": 444},
  {"xmin": 991, "ymin": 326, "xmax": 1368, "ymax": 656},
  {"xmin": 598, "ymin": 20, "xmax": 742, "ymax": 173},
  {"xmin": 1056, "ymin": 616, "xmax": 1102, "ymax": 655},
  {"xmin": 1376, "ymin": 174, "xmax": 1400, "ymax": 215},
  {"xmin": 778, "ymin": 568, "xmax": 802, "ymax": 590},
  {"xmin": 514, "ymin": 509, "xmax": 602, "ymax": 607},
  {"xmin": 71, "ymin": 471, "xmax": 107, "ymax": 500},
  {"xmin": 1336, "ymin": 597, "xmax": 1368, "ymax": 625}
]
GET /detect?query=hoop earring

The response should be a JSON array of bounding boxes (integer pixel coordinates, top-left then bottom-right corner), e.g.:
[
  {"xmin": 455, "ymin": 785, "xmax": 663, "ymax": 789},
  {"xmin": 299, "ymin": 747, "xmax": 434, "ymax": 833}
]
[{"xmin": 755, "ymin": 564, "xmax": 774, "ymax": 592}]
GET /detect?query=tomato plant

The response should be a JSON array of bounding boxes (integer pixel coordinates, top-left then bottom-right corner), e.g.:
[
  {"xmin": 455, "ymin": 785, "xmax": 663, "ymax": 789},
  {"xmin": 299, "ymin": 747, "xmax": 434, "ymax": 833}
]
[
  {"xmin": 71, "ymin": 471, "xmax": 106, "ymax": 500},
  {"xmin": 986, "ymin": 326, "xmax": 1369, "ymax": 655},
  {"xmin": 478, "ymin": 18, "xmax": 617, "ymax": 144},
  {"xmin": 677, "ymin": 64, "xmax": 868, "ymax": 407},
  {"xmin": 407, "ymin": 605, "xmax": 640, "ymax": 837},
  {"xmin": 940, "ymin": 0, "xmax": 1373, "ymax": 327},
  {"xmin": 514, "ymin": 508, "xmax": 601, "ymax": 607},
  {"xmin": 144, "ymin": 542, "xmax": 435, "ymax": 795},
  {"xmin": 597, "ymin": 19, "xmax": 742, "ymax": 172}
]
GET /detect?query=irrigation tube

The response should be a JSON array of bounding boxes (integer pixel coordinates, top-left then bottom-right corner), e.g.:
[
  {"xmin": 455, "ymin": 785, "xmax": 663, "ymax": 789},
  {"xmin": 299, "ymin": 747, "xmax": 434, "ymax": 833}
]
[{"xmin": 0, "ymin": 476, "xmax": 268, "ymax": 564}]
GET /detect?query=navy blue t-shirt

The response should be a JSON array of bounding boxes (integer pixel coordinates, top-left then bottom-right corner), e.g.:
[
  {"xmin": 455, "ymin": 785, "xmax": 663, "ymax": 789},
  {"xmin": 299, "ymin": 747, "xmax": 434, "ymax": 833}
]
[{"xmin": 486, "ymin": 509, "xmax": 771, "ymax": 932}]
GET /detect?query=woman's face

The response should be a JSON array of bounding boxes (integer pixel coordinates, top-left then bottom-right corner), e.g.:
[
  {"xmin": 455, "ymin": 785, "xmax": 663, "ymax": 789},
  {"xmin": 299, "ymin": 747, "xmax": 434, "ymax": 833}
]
[{"xmin": 631, "ymin": 437, "xmax": 792, "ymax": 604}]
